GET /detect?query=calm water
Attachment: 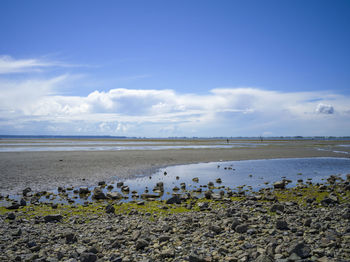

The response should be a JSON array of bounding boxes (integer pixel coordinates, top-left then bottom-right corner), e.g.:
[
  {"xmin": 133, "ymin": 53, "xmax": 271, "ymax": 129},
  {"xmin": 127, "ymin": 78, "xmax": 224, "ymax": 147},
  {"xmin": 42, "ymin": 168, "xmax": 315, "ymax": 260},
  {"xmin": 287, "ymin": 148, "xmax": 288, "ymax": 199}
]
[
  {"xmin": 2, "ymin": 157, "xmax": 346, "ymax": 205},
  {"xmin": 0, "ymin": 140, "xmax": 266, "ymax": 152}
]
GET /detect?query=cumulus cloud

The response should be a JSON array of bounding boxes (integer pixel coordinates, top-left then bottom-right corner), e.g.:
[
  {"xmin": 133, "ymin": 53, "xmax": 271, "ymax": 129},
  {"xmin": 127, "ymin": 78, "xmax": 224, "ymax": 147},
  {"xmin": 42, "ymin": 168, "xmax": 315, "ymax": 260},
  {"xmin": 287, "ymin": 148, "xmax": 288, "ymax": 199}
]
[
  {"xmin": 315, "ymin": 103, "xmax": 334, "ymax": 114},
  {"xmin": 0, "ymin": 56, "xmax": 350, "ymax": 136}
]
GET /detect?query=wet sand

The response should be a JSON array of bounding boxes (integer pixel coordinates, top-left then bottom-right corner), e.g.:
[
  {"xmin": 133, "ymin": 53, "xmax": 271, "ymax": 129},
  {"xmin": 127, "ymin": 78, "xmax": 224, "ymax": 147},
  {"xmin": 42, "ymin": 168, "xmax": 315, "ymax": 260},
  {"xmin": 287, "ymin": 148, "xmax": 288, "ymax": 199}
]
[{"xmin": 0, "ymin": 140, "xmax": 348, "ymax": 195}]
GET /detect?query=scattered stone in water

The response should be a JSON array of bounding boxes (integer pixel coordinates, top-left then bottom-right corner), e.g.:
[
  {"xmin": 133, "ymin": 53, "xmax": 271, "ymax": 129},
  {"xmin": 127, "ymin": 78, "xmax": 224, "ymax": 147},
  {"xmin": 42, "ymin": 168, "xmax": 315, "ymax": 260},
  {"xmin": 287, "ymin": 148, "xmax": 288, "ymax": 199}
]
[
  {"xmin": 116, "ymin": 182, "xmax": 124, "ymax": 187},
  {"xmin": 22, "ymin": 187, "xmax": 32, "ymax": 196},
  {"xmin": 92, "ymin": 187, "xmax": 106, "ymax": 199},
  {"xmin": 79, "ymin": 187, "xmax": 90, "ymax": 194},
  {"xmin": 216, "ymin": 178, "xmax": 222, "ymax": 183},
  {"xmin": 273, "ymin": 180, "xmax": 286, "ymax": 189},
  {"xmin": 192, "ymin": 177, "xmax": 199, "ymax": 183}
]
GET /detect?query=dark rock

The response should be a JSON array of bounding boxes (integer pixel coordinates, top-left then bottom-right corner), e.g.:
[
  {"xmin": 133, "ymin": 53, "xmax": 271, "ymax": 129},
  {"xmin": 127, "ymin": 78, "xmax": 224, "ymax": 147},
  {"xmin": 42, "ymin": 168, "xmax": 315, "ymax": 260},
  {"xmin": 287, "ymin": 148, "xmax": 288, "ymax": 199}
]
[
  {"xmin": 273, "ymin": 181, "xmax": 286, "ymax": 189},
  {"xmin": 105, "ymin": 204, "xmax": 115, "ymax": 214},
  {"xmin": 304, "ymin": 218, "xmax": 312, "ymax": 227},
  {"xmin": 270, "ymin": 204, "xmax": 284, "ymax": 213},
  {"xmin": 231, "ymin": 218, "xmax": 241, "ymax": 229},
  {"xmin": 20, "ymin": 198, "xmax": 26, "ymax": 206},
  {"xmin": 235, "ymin": 224, "xmax": 248, "ymax": 233},
  {"xmin": 80, "ymin": 252, "xmax": 97, "ymax": 262},
  {"xmin": 209, "ymin": 225, "xmax": 222, "ymax": 234},
  {"xmin": 92, "ymin": 187, "xmax": 106, "ymax": 199},
  {"xmin": 6, "ymin": 202, "xmax": 20, "ymax": 210},
  {"xmin": 111, "ymin": 240, "xmax": 121, "ymax": 248},
  {"xmin": 197, "ymin": 202, "xmax": 209, "ymax": 210},
  {"xmin": 7, "ymin": 212, "xmax": 16, "ymax": 220},
  {"xmin": 188, "ymin": 254, "xmax": 206, "ymax": 262},
  {"xmin": 192, "ymin": 177, "xmax": 199, "ymax": 183},
  {"xmin": 159, "ymin": 235, "xmax": 171, "ymax": 242},
  {"xmin": 121, "ymin": 185, "xmax": 130, "ymax": 192},
  {"xmin": 44, "ymin": 214, "xmax": 63, "ymax": 223},
  {"xmin": 116, "ymin": 182, "xmax": 124, "ymax": 187},
  {"xmin": 204, "ymin": 190, "xmax": 212, "ymax": 199},
  {"xmin": 135, "ymin": 239, "xmax": 149, "ymax": 250},
  {"xmin": 276, "ymin": 220, "xmax": 288, "ymax": 230},
  {"xmin": 79, "ymin": 187, "xmax": 90, "ymax": 194},
  {"xmin": 98, "ymin": 181, "xmax": 106, "ymax": 186},
  {"xmin": 287, "ymin": 242, "xmax": 311, "ymax": 259},
  {"xmin": 65, "ymin": 232, "xmax": 77, "ymax": 244},
  {"xmin": 166, "ymin": 195, "xmax": 181, "ymax": 204},
  {"xmin": 22, "ymin": 187, "xmax": 32, "ymax": 196}
]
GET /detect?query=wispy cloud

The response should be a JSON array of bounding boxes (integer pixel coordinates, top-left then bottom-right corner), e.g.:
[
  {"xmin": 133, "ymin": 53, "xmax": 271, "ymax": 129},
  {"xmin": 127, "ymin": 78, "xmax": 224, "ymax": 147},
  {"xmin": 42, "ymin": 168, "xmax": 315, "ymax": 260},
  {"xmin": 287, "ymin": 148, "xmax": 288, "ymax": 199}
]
[{"xmin": 0, "ymin": 55, "xmax": 84, "ymax": 74}]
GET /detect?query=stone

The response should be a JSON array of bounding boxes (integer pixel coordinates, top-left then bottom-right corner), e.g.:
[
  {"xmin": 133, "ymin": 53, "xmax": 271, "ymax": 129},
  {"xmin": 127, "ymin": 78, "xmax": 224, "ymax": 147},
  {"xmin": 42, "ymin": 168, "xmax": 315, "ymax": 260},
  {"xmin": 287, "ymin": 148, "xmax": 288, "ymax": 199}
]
[
  {"xmin": 7, "ymin": 212, "xmax": 16, "ymax": 220},
  {"xmin": 79, "ymin": 187, "xmax": 90, "ymax": 194},
  {"xmin": 160, "ymin": 248, "xmax": 175, "ymax": 258},
  {"xmin": 273, "ymin": 181, "xmax": 286, "ymax": 189},
  {"xmin": 116, "ymin": 182, "xmax": 124, "ymax": 187},
  {"xmin": 135, "ymin": 239, "xmax": 149, "ymax": 250},
  {"xmin": 166, "ymin": 195, "xmax": 181, "ymax": 204},
  {"xmin": 287, "ymin": 242, "xmax": 311, "ymax": 259},
  {"xmin": 192, "ymin": 177, "xmax": 199, "ymax": 183},
  {"xmin": 98, "ymin": 181, "xmax": 106, "ymax": 186},
  {"xmin": 65, "ymin": 232, "xmax": 77, "ymax": 244},
  {"xmin": 22, "ymin": 187, "xmax": 32, "ymax": 196},
  {"xmin": 44, "ymin": 214, "xmax": 63, "ymax": 223},
  {"xmin": 80, "ymin": 252, "xmax": 97, "ymax": 262},
  {"xmin": 106, "ymin": 192, "xmax": 123, "ymax": 200},
  {"xmin": 209, "ymin": 225, "xmax": 222, "ymax": 234},
  {"xmin": 270, "ymin": 204, "xmax": 284, "ymax": 213},
  {"xmin": 188, "ymin": 254, "xmax": 206, "ymax": 262},
  {"xmin": 204, "ymin": 191, "xmax": 212, "ymax": 199},
  {"xmin": 276, "ymin": 220, "xmax": 288, "ymax": 230},
  {"xmin": 20, "ymin": 198, "xmax": 26, "ymax": 206},
  {"xmin": 92, "ymin": 187, "xmax": 106, "ymax": 199},
  {"xmin": 159, "ymin": 235, "xmax": 171, "ymax": 242},
  {"xmin": 235, "ymin": 224, "xmax": 248, "ymax": 233},
  {"xmin": 105, "ymin": 204, "xmax": 115, "ymax": 214}
]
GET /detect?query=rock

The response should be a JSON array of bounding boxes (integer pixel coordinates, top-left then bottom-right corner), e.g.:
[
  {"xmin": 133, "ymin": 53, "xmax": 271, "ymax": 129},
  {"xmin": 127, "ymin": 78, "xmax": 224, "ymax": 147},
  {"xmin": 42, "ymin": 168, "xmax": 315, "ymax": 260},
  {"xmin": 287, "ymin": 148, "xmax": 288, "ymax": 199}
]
[
  {"xmin": 270, "ymin": 204, "xmax": 284, "ymax": 213},
  {"xmin": 121, "ymin": 185, "xmax": 130, "ymax": 192},
  {"xmin": 216, "ymin": 178, "xmax": 222, "ymax": 183},
  {"xmin": 188, "ymin": 254, "xmax": 206, "ymax": 262},
  {"xmin": 287, "ymin": 242, "xmax": 311, "ymax": 259},
  {"xmin": 172, "ymin": 186, "xmax": 180, "ymax": 191},
  {"xmin": 209, "ymin": 225, "xmax": 222, "ymax": 234},
  {"xmin": 166, "ymin": 195, "xmax": 181, "ymax": 204},
  {"xmin": 79, "ymin": 187, "xmax": 90, "ymax": 194},
  {"xmin": 7, "ymin": 212, "xmax": 16, "ymax": 220},
  {"xmin": 231, "ymin": 218, "xmax": 241, "ymax": 229},
  {"xmin": 98, "ymin": 181, "xmax": 106, "ymax": 186},
  {"xmin": 6, "ymin": 202, "xmax": 20, "ymax": 210},
  {"xmin": 197, "ymin": 202, "xmax": 209, "ymax": 210},
  {"xmin": 106, "ymin": 192, "xmax": 123, "ymax": 200},
  {"xmin": 276, "ymin": 220, "xmax": 288, "ymax": 230},
  {"xmin": 304, "ymin": 218, "xmax": 312, "ymax": 227},
  {"xmin": 204, "ymin": 190, "xmax": 212, "ymax": 199},
  {"xmin": 235, "ymin": 224, "xmax": 248, "ymax": 233},
  {"xmin": 135, "ymin": 239, "xmax": 149, "ymax": 250},
  {"xmin": 159, "ymin": 235, "xmax": 171, "ymax": 242},
  {"xmin": 273, "ymin": 181, "xmax": 286, "ymax": 189},
  {"xmin": 105, "ymin": 204, "xmax": 115, "ymax": 214},
  {"xmin": 23, "ymin": 187, "xmax": 32, "ymax": 196},
  {"xmin": 19, "ymin": 198, "xmax": 26, "ymax": 206},
  {"xmin": 65, "ymin": 232, "xmax": 77, "ymax": 244},
  {"xmin": 80, "ymin": 252, "xmax": 97, "ymax": 262},
  {"xmin": 192, "ymin": 177, "xmax": 199, "ymax": 183},
  {"xmin": 92, "ymin": 187, "xmax": 106, "ymax": 199},
  {"xmin": 116, "ymin": 182, "xmax": 124, "ymax": 187},
  {"xmin": 44, "ymin": 214, "xmax": 63, "ymax": 223},
  {"xmin": 141, "ymin": 193, "xmax": 159, "ymax": 199},
  {"xmin": 160, "ymin": 248, "xmax": 175, "ymax": 258}
]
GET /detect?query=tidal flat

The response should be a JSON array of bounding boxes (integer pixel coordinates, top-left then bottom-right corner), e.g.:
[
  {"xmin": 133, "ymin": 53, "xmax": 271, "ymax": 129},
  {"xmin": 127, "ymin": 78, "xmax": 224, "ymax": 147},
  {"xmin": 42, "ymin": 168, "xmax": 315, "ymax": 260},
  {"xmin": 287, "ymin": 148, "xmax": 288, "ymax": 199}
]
[{"xmin": 0, "ymin": 139, "xmax": 350, "ymax": 261}]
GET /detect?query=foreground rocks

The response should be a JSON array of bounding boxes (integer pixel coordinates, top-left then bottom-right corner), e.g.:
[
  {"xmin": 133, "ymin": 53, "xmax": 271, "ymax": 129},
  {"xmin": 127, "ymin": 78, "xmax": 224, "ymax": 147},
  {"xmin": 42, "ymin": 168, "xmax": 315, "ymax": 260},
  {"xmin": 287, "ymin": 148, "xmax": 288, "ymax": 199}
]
[{"xmin": 1, "ymin": 179, "xmax": 350, "ymax": 261}]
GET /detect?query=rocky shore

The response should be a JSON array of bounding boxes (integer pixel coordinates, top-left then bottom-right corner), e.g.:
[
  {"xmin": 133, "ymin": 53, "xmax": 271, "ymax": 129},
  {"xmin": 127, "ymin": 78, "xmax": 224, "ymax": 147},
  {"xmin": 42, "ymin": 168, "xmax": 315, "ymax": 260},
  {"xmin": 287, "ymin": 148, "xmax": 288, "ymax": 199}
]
[{"xmin": 1, "ymin": 175, "xmax": 350, "ymax": 262}]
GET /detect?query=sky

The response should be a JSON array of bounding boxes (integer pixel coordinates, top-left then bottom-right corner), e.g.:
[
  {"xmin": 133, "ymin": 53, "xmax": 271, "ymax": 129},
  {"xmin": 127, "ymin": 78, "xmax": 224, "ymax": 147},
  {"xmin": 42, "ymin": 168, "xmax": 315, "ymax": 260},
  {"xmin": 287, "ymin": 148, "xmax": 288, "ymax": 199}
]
[{"xmin": 0, "ymin": 0, "xmax": 349, "ymax": 137}]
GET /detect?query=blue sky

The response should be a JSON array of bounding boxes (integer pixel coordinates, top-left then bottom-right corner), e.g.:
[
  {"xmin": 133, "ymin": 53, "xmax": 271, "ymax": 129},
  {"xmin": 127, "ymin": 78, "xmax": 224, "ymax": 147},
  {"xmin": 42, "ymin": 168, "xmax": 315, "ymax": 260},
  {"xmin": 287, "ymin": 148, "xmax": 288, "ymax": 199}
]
[{"xmin": 0, "ymin": 0, "xmax": 349, "ymax": 137}]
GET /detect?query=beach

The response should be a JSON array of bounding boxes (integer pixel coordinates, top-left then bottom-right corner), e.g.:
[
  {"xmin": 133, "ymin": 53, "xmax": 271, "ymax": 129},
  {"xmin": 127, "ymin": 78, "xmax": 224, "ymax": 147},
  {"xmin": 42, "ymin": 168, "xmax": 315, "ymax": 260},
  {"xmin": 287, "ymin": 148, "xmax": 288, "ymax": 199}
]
[{"xmin": 0, "ymin": 139, "xmax": 348, "ymax": 195}]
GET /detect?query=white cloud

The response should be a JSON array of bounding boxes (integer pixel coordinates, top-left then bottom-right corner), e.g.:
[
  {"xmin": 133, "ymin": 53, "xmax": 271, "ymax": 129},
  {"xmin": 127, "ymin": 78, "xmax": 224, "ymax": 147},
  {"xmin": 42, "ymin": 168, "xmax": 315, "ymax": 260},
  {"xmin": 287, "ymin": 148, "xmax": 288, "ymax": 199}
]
[
  {"xmin": 315, "ymin": 103, "xmax": 334, "ymax": 114},
  {"xmin": 0, "ymin": 56, "xmax": 350, "ymax": 136}
]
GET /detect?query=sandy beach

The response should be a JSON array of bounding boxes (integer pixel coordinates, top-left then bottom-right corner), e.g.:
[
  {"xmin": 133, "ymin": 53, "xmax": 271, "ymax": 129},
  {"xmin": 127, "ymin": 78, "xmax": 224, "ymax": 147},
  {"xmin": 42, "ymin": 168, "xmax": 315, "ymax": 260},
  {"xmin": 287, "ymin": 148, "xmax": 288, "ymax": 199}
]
[{"xmin": 0, "ymin": 139, "xmax": 349, "ymax": 195}]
